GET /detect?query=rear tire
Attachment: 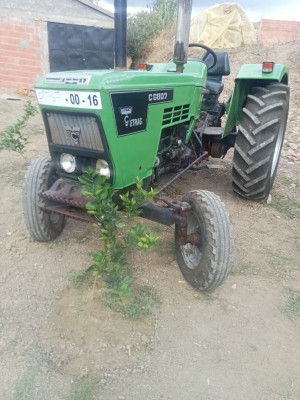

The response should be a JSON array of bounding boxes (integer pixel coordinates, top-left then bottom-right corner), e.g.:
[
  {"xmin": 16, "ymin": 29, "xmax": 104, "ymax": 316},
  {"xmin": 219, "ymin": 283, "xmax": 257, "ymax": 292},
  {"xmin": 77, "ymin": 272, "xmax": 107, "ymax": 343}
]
[
  {"xmin": 175, "ymin": 190, "xmax": 233, "ymax": 291},
  {"xmin": 232, "ymin": 83, "xmax": 289, "ymax": 201},
  {"xmin": 23, "ymin": 157, "xmax": 65, "ymax": 242}
]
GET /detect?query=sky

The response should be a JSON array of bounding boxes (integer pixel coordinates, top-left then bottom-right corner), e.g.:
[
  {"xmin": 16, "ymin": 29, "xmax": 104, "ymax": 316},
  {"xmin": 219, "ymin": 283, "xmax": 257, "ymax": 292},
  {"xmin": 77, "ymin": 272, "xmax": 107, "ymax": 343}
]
[{"xmin": 98, "ymin": 0, "xmax": 300, "ymax": 22}]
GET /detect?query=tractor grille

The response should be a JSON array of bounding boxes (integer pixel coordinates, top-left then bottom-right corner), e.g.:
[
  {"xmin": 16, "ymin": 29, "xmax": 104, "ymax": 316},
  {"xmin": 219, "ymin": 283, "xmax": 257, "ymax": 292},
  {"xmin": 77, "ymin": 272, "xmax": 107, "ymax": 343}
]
[
  {"xmin": 162, "ymin": 104, "xmax": 190, "ymax": 126},
  {"xmin": 45, "ymin": 111, "xmax": 104, "ymax": 151}
]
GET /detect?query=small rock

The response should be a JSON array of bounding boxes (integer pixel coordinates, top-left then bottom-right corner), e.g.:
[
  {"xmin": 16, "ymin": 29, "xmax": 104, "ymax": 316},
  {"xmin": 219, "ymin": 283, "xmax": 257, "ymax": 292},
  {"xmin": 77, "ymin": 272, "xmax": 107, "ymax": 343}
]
[
  {"xmin": 231, "ymin": 283, "xmax": 237, "ymax": 289},
  {"xmin": 289, "ymin": 142, "xmax": 298, "ymax": 150}
]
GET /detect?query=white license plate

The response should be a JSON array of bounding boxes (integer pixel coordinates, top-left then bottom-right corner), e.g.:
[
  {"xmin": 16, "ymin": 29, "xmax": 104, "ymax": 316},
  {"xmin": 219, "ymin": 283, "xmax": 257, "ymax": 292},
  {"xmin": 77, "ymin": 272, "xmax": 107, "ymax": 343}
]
[{"xmin": 35, "ymin": 89, "xmax": 102, "ymax": 110}]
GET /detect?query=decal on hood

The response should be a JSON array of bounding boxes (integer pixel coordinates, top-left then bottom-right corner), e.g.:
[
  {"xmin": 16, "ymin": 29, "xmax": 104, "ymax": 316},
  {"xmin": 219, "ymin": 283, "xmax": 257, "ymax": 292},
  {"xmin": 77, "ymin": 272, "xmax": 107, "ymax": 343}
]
[{"xmin": 111, "ymin": 89, "xmax": 173, "ymax": 137}]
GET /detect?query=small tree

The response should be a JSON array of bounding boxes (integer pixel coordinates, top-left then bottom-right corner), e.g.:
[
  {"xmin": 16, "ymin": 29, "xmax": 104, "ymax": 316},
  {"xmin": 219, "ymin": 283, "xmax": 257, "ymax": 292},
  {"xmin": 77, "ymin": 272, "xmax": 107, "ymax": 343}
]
[
  {"xmin": 0, "ymin": 101, "xmax": 37, "ymax": 154},
  {"xmin": 153, "ymin": 0, "xmax": 177, "ymax": 29},
  {"xmin": 127, "ymin": 0, "xmax": 177, "ymax": 68},
  {"xmin": 78, "ymin": 168, "xmax": 160, "ymax": 318}
]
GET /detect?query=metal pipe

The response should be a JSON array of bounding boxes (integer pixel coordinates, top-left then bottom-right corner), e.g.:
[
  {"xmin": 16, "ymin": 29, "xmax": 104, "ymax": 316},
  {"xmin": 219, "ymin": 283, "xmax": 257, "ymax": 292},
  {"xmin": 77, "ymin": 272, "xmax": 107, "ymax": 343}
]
[
  {"xmin": 173, "ymin": 0, "xmax": 193, "ymax": 73},
  {"xmin": 157, "ymin": 151, "xmax": 208, "ymax": 194},
  {"xmin": 141, "ymin": 203, "xmax": 187, "ymax": 227},
  {"xmin": 114, "ymin": 0, "xmax": 127, "ymax": 69}
]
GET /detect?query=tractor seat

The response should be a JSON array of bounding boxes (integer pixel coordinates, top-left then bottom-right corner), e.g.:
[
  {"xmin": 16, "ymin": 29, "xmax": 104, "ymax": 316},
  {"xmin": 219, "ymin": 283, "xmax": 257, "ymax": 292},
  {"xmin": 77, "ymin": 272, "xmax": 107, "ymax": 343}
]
[
  {"xmin": 205, "ymin": 52, "xmax": 230, "ymax": 95},
  {"xmin": 205, "ymin": 78, "xmax": 224, "ymax": 95},
  {"xmin": 188, "ymin": 52, "xmax": 230, "ymax": 95}
]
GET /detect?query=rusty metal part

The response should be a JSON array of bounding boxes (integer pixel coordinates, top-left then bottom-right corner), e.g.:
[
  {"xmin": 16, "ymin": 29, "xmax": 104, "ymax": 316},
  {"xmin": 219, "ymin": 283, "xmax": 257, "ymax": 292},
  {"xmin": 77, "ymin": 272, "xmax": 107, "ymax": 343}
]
[
  {"xmin": 38, "ymin": 179, "xmax": 94, "ymax": 222},
  {"xmin": 159, "ymin": 198, "xmax": 191, "ymax": 211},
  {"xmin": 141, "ymin": 202, "xmax": 199, "ymax": 246},
  {"xmin": 210, "ymin": 141, "xmax": 223, "ymax": 158},
  {"xmin": 186, "ymin": 233, "xmax": 199, "ymax": 245},
  {"xmin": 39, "ymin": 200, "xmax": 94, "ymax": 223},
  {"xmin": 40, "ymin": 179, "xmax": 89, "ymax": 209},
  {"xmin": 175, "ymin": 220, "xmax": 188, "ymax": 245},
  {"xmin": 39, "ymin": 179, "xmax": 200, "ymax": 246},
  {"xmin": 175, "ymin": 221, "xmax": 199, "ymax": 246},
  {"xmin": 140, "ymin": 202, "xmax": 188, "ymax": 227},
  {"xmin": 156, "ymin": 151, "xmax": 208, "ymax": 195},
  {"xmin": 174, "ymin": 205, "xmax": 200, "ymax": 246}
]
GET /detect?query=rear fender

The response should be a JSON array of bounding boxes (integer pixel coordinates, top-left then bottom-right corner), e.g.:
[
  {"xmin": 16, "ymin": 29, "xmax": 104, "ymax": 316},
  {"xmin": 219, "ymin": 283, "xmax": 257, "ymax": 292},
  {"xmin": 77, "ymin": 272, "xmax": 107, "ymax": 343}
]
[{"xmin": 223, "ymin": 63, "xmax": 289, "ymax": 138}]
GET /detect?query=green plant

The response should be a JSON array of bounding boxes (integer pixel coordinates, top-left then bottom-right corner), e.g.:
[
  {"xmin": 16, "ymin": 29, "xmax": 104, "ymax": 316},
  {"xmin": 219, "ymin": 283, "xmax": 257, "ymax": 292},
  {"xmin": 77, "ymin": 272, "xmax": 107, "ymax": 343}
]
[
  {"xmin": 68, "ymin": 378, "xmax": 97, "ymax": 400},
  {"xmin": 78, "ymin": 167, "xmax": 159, "ymax": 317},
  {"xmin": 270, "ymin": 197, "xmax": 300, "ymax": 219},
  {"xmin": 14, "ymin": 367, "xmax": 39, "ymax": 400},
  {"xmin": 281, "ymin": 289, "xmax": 300, "ymax": 319},
  {"xmin": 68, "ymin": 269, "xmax": 89, "ymax": 290},
  {"xmin": 127, "ymin": 0, "xmax": 177, "ymax": 67},
  {"xmin": 0, "ymin": 100, "xmax": 37, "ymax": 154},
  {"xmin": 153, "ymin": 0, "xmax": 177, "ymax": 29},
  {"xmin": 105, "ymin": 285, "xmax": 161, "ymax": 320}
]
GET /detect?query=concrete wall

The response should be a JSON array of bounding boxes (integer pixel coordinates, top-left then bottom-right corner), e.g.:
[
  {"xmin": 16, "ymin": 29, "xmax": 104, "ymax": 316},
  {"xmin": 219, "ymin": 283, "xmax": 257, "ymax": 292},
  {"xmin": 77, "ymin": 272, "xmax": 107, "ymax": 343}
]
[{"xmin": 0, "ymin": 0, "xmax": 113, "ymax": 90}]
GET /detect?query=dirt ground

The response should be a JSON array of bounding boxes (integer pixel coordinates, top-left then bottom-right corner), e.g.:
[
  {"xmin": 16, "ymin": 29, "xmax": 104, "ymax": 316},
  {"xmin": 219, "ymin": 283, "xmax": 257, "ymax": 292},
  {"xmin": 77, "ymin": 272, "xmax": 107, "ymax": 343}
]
[{"xmin": 0, "ymin": 42, "xmax": 299, "ymax": 400}]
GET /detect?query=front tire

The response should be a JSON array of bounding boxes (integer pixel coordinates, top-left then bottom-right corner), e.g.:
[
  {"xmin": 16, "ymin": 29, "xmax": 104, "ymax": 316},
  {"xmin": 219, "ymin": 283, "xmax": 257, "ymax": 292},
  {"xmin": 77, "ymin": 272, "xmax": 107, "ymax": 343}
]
[
  {"xmin": 175, "ymin": 190, "xmax": 233, "ymax": 291},
  {"xmin": 23, "ymin": 157, "xmax": 65, "ymax": 242},
  {"xmin": 232, "ymin": 83, "xmax": 289, "ymax": 201}
]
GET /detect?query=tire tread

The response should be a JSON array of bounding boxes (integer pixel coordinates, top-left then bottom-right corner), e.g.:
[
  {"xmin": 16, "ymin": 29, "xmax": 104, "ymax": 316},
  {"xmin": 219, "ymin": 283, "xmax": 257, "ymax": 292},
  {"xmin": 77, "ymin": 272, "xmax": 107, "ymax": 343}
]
[{"xmin": 232, "ymin": 83, "xmax": 289, "ymax": 200}]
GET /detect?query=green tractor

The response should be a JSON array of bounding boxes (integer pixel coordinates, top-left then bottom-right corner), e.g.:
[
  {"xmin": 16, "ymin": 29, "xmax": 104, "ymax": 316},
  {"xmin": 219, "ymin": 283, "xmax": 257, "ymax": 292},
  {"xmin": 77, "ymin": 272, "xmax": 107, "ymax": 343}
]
[{"xmin": 23, "ymin": 0, "xmax": 289, "ymax": 291}]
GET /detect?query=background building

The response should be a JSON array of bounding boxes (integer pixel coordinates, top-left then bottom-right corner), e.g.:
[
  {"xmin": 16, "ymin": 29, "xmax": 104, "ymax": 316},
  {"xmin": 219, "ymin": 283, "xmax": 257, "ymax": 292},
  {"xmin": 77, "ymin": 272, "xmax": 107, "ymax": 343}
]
[{"xmin": 0, "ymin": 0, "xmax": 114, "ymax": 90}]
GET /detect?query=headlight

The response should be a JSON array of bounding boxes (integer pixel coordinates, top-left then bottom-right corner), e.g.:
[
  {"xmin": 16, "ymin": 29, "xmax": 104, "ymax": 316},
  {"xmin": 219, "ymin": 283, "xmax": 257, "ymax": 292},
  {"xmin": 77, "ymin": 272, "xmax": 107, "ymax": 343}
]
[
  {"xmin": 60, "ymin": 153, "xmax": 76, "ymax": 173},
  {"xmin": 96, "ymin": 159, "xmax": 110, "ymax": 179}
]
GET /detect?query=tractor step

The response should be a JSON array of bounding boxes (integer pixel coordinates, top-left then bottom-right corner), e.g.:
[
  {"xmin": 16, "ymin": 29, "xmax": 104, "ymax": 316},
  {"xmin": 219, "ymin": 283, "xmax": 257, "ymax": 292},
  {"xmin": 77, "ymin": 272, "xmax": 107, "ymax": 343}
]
[{"xmin": 202, "ymin": 127, "xmax": 223, "ymax": 136}]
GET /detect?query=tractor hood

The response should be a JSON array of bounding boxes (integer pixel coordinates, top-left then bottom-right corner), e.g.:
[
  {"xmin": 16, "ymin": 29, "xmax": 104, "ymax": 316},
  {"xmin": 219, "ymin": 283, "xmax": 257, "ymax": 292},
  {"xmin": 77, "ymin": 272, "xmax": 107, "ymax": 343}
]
[{"xmin": 35, "ymin": 68, "xmax": 206, "ymax": 92}]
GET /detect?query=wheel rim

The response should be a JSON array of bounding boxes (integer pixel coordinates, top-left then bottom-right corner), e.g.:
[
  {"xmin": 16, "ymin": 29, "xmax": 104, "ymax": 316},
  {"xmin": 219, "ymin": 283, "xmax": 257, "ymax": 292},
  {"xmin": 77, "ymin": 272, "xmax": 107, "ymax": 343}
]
[
  {"xmin": 180, "ymin": 212, "xmax": 203, "ymax": 270},
  {"xmin": 49, "ymin": 212, "xmax": 61, "ymax": 224},
  {"xmin": 271, "ymin": 120, "xmax": 285, "ymax": 178}
]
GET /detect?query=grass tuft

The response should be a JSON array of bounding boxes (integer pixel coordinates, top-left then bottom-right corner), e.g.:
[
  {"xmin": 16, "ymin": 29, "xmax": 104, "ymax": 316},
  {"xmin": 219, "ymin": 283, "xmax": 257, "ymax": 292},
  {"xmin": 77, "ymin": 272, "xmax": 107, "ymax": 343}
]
[
  {"xmin": 280, "ymin": 289, "xmax": 300, "ymax": 319},
  {"xmin": 68, "ymin": 269, "xmax": 90, "ymax": 290},
  {"xmin": 68, "ymin": 378, "xmax": 97, "ymax": 400},
  {"xmin": 105, "ymin": 285, "xmax": 161, "ymax": 320},
  {"xmin": 271, "ymin": 197, "xmax": 300, "ymax": 219}
]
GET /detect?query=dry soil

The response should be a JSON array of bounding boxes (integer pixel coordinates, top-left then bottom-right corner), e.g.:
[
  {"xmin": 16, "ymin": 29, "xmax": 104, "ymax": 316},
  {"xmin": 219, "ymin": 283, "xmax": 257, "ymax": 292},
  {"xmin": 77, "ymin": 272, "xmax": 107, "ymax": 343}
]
[{"xmin": 0, "ymin": 42, "xmax": 299, "ymax": 400}]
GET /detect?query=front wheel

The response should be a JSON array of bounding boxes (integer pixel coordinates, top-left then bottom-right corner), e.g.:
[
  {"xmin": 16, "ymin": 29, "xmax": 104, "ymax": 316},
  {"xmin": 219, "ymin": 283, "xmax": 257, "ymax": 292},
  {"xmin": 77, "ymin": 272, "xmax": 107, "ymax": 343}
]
[
  {"xmin": 232, "ymin": 83, "xmax": 289, "ymax": 201},
  {"xmin": 175, "ymin": 190, "xmax": 233, "ymax": 291},
  {"xmin": 23, "ymin": 157, "xmax": 65, "ymax": 242}
]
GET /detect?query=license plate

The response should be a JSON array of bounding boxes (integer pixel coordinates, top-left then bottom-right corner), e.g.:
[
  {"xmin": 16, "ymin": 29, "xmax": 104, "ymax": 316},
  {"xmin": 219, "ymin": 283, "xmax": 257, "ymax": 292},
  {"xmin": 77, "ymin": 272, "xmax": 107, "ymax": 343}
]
[{"xmin": 35, "ymin": 89, "xmax": 102, "ymax": 110}]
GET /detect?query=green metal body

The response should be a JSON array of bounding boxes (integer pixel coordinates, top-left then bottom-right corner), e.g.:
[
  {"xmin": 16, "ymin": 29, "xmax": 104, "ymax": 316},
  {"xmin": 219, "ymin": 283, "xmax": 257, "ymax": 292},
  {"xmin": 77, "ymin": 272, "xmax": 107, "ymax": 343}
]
[
  {"xmin": 35, "ymin": 60, "xmax": 288, "ymax": 190},
  {"xmin": 36, "ymin": 66, "xmax": 206, "ymax": 189},
  {"xmin": 223, "ymin": 63, "xmax": 289, "ymax": 137}
]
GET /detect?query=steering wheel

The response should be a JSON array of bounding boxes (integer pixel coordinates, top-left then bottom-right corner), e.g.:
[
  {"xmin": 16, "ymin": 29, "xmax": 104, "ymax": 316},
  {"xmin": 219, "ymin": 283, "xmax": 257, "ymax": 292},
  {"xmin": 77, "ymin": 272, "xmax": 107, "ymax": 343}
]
[{"xmin": 188, "ymin": 43, "xmax": 217, "ymax": 70}]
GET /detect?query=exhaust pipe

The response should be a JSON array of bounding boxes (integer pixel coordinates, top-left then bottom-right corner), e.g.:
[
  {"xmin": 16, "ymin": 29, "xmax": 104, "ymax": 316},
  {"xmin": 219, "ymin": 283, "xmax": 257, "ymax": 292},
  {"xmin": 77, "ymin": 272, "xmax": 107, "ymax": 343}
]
[
  {"xmin": 114, "ymin": 0, "xmax": 127, "ymax": 69},
  {"xmin": 173, "ymin": 0, "xmax": 193, "ymax": 73}
]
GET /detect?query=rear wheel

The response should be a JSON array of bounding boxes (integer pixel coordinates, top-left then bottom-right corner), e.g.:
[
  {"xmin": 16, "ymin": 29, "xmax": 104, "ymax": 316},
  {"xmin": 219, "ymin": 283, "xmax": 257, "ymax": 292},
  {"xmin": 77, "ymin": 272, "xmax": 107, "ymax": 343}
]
[
  {"xmin": 175, "ymin": 190, "xmax": 233, "ymax": 291},
  {"xmin": 232, "ymin": 83, "xmax": 289, "ymax": 200},
  {"xmin": 23, "ymin": 157, "xmax": 65, "ymax": 241}
]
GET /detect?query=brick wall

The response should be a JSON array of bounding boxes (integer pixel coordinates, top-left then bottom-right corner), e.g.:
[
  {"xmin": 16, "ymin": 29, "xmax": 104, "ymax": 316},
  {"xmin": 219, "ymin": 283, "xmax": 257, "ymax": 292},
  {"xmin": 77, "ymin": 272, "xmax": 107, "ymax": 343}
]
[
  {"xmin": 0, "ymin": 16, "xmax": 43, "ymax": 89},
  {"xmin": 260, "ymin": 19, "xmax": 300, "ymax": 45}
]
